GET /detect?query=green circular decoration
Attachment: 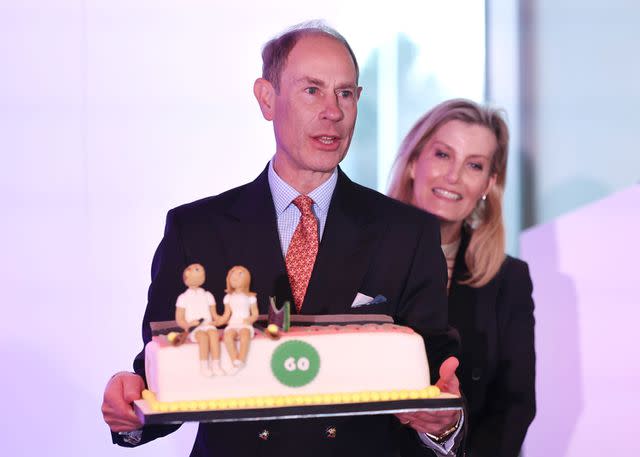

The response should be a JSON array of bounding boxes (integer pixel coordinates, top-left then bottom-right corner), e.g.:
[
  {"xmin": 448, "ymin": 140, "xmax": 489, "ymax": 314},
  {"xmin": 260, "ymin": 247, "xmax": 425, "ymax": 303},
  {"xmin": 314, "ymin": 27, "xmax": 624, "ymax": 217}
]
[{"xmin": 270, "ymin": 340, "xmax": 320, "ymax": 387}]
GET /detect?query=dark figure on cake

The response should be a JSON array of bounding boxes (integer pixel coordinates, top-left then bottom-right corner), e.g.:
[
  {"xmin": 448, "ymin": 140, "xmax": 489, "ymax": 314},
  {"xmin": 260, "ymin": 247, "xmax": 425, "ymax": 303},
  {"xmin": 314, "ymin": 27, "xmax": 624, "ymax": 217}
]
[
  {"xmin": 175, "ymin": 263, "xmax": 226, "ymax": 377},
  {"xmin": 222, "ymin": 265, "xmax": 259, "ymax": 374}
]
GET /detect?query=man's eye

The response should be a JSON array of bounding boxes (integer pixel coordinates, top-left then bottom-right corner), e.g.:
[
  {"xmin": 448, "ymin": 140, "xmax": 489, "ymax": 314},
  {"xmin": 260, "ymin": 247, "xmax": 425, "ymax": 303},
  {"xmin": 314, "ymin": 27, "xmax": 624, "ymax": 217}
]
[
  {"xmin": 338, "ymin": 90, "xmax": 353, "ymax": 98},
  {"xmin": 305, "ymin": 87, "xmax": 318, "ymax": 95}
]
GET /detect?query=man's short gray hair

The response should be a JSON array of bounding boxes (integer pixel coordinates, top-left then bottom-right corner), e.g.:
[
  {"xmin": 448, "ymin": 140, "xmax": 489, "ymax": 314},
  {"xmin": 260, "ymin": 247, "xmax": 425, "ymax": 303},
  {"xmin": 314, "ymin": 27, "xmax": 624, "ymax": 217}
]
[{"xmin": 261, "ymin": 20, "xmax": 360, "ymax": 92}]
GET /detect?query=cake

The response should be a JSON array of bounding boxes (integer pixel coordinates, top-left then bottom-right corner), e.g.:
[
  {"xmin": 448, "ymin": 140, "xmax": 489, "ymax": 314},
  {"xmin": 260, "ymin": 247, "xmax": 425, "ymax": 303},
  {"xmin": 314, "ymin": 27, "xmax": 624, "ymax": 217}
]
[
  {"xmin": 140, "ymin": 315, "xmax": 444, "ymax": 416},
  {"xmin": 136, "ymin": 264, "xmax": 454, "ymax": 422}
]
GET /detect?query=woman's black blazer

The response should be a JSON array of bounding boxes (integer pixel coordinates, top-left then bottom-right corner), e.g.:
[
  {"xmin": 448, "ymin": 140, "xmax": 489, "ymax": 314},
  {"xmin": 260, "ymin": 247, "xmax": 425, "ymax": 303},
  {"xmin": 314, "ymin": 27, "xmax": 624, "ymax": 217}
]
[{"xmin": 449, "ymin": 232, "xmax": 536, "ymax": 457}]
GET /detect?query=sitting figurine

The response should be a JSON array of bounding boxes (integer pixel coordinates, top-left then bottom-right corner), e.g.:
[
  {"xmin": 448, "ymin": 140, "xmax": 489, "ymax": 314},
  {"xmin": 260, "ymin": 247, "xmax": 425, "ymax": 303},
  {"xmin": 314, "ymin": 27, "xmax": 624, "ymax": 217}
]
[
  {"xmin": 175, "ymin": 263, "xmax": 226, "ymax": 377},
  {"xmin": 222, "ymin": 265, "xmax": 259, "ymax": 374}
]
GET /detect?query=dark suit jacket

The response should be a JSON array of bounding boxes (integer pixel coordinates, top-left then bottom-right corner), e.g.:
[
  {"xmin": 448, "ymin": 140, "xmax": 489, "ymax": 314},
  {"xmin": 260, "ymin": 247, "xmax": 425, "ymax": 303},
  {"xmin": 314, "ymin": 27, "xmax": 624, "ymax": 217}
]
[
  {"xmin": 113, "ymin": 166, "xmax": 460, "ymax": 456},
  {"xmin": 449, "ymin": 231, "xmax": 536, "ymax": 457}
]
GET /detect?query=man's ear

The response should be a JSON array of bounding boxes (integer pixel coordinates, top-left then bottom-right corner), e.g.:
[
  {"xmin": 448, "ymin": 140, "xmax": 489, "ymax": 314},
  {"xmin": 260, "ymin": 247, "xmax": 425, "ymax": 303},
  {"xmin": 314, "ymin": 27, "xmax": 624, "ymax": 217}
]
[
  {"xmin": 356, "ymin": 86, "xmax": 363, "ymax": 101},
  {"xmin": 253, "ymin": 78, "xmax": 276, "ymax": 121}
]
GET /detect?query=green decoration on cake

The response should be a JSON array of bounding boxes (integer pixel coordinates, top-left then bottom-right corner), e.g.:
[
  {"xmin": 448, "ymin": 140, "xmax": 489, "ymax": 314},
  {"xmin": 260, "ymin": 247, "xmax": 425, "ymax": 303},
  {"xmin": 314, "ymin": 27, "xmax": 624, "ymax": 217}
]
[
  {"xmin": 282, "ymin": 301, "xmax": 291, "ymax": 331},
  {"xmin": 271, "ymin": 340, "xmax": 320, "ymax": 387}
]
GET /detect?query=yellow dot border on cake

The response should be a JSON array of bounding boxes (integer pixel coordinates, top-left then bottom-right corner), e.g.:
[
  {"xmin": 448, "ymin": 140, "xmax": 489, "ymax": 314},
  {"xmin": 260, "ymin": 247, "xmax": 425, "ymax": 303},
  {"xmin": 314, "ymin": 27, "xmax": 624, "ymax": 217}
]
[{"xmin": 141, "ymin": 385, "xmax": 442, "ymax": 413}]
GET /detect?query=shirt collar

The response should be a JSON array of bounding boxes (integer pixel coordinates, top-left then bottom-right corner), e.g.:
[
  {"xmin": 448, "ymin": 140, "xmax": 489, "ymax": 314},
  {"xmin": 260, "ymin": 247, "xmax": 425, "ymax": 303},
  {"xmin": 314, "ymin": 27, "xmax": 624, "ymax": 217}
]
[{"xmin": 267, "ymin": 159, "xmax": 337, "ymax": 216}]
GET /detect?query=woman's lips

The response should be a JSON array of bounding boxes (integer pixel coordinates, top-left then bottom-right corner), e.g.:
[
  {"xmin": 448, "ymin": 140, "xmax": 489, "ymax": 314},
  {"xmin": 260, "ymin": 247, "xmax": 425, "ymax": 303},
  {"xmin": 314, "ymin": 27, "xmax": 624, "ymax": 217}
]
[{"xmin": 432, "ymin": 188, "xmax": 462, "ymax": 201}]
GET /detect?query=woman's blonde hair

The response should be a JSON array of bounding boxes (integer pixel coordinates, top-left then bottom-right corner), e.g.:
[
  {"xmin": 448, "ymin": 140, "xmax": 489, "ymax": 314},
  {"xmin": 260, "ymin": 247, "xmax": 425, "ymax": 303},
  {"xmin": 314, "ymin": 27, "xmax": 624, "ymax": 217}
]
[
  {"xmin": 225, "ymin": 265, "xmax": 256, "ymax": 295},
  {"xmin": 388, "ymin": 99, "xmax": 509, "ymax": 287}
]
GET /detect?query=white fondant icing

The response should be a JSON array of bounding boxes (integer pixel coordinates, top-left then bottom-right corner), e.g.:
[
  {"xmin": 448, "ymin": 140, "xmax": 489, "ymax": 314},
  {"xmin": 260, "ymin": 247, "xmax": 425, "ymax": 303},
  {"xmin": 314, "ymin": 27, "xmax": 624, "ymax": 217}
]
[{"xmin": 145, "ymin": 326, "xmax": 431, "ymax": 403}]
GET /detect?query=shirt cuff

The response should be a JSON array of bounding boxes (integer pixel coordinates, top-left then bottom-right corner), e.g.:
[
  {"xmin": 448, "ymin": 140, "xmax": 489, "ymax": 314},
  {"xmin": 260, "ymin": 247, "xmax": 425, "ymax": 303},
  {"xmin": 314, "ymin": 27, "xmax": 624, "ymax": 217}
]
[{"xmin": 417, "ymin": 413, "xmax": 464, "ymax": 456}]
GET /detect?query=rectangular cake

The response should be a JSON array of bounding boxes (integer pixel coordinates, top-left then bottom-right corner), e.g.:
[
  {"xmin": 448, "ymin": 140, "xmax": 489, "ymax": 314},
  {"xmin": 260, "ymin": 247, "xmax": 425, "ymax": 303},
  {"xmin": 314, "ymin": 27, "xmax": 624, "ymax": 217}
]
[{"xmin": 142, "ymin": 320, "xmax": 442, "ymax": 413}]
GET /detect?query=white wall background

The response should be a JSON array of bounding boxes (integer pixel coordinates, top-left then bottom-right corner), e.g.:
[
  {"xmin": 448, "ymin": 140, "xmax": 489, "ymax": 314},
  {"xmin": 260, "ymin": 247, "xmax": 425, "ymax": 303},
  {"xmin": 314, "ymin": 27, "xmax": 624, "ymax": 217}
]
[
  {"xmin": 528, "ymin": 0, "xmax": 640, "ymax": 224},
  {"xmin": 487, "ymin": 0, "xmax": 523, "ymax": 254},
  {"xmin": 0, "ymin": 1, "xmax": 484, "ymax": 455},
  {"xmin": 521, "ymin": 185, "xmax": 640, "ymax": 456},
  {"xmin": 519, "ymin": 2, "xmax": 640, "ymax": 453}
]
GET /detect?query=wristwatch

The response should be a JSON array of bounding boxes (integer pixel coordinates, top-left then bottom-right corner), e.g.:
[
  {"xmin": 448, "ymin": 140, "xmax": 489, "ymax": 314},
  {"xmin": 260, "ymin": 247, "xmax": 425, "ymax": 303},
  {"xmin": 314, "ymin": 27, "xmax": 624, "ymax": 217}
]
[
  {"xmin": 118, "ymin": 429, "xmax": 143, "ymax": 445},
  {"xmin": 425, "ymin": 420, "xmax": 459, "ymax": 444}
]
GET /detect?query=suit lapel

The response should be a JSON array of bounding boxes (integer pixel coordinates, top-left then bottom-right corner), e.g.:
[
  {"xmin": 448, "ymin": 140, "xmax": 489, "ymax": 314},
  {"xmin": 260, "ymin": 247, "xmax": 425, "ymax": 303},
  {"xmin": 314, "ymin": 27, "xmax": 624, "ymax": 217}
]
[
  {"xmin": 215, "ymin": 167, "xmax": 381, "ymax": 316},
  {"xmin": 449, "ymin": 232, "xmax": 482, "ymax": 333},
  {"xmin": 449, "ymin": 232, "xmax": 500, "ymax": 401},
  {"xmin": 302, "ymin": 170, "xmax": 379, "ymax": 315},
  {"xmin": 216, "ymin": 166, "xmax": 291, "ymax": 312},
  {"xmin": 449, "ymin": 231, "xmax": 500, "ymax": 334}
]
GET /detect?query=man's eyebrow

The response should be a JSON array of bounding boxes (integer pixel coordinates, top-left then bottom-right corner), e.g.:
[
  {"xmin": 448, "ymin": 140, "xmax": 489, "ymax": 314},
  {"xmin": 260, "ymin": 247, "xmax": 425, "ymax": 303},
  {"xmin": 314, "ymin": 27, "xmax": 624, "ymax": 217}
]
[
  {"xmin": 295, "ymin": 76, "xmax": 326, "ymax": 87},
  {"xmin": 335, "ymin": 82, "xmax": 358, "ymax": 91},
  {"xmin": 295, "ymin": 76, "xmax": 357, "ymax": 90}
]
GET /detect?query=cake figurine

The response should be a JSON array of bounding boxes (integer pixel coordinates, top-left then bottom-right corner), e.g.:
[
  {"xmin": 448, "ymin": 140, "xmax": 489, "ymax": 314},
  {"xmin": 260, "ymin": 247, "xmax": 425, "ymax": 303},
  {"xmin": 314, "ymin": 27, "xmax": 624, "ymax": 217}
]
[
  {"xmin": 264, "ymin": 297, "xmax": 291, "ymax": 338},
  {"xmin": 222, "ymin": 266, "xmax": 259, "ymax": 374},
  {"xmin": 268, "ymin": 297, "xmax": 291, "ymax": 331},
  {"xmin": 175, "ymin": 263, "xmax": 226, "ymax": 377}
]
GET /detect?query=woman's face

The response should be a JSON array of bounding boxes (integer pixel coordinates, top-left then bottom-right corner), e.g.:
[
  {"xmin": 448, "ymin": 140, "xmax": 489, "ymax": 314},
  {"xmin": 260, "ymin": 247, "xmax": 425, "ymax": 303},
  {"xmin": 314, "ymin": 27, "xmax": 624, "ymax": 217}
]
[{"xmin": 410, "ymin": 120, "xmax": 497, "ymax": 234}]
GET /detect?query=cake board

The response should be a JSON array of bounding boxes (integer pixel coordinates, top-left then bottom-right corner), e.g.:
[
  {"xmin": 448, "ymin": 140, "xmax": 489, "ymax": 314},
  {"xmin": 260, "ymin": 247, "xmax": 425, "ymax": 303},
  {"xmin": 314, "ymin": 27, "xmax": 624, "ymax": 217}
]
[{"xmin": 134, "ymin": 395, "xmax": 463, "ymax": 425}]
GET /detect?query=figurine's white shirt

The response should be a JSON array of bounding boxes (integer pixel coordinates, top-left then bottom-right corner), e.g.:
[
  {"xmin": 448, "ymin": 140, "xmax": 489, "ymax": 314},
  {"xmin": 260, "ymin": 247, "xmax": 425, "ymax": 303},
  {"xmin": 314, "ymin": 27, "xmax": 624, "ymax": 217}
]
[
  {"xmin": 224, "ymin": 292, "xmax": 257, "ymax": 325},
  {"xmin": 175, "ymin": 287, "xmax": 216, "ymax": 323}
]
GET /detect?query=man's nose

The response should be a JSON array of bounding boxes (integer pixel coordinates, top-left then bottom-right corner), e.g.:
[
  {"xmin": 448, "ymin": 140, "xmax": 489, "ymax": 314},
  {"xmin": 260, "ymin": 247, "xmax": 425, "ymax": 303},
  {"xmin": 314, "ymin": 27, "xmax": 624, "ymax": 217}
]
[{"xmin": 320, "ymin": 95, "xmax": 344, "ymax": 121}]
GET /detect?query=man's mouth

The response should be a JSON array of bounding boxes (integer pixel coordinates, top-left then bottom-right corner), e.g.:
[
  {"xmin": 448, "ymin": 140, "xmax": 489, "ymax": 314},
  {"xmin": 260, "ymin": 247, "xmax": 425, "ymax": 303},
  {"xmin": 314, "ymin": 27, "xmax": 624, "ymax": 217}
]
[{"xmin": 315, "ymin": 135, "xmax": 338, "ymax": 145}]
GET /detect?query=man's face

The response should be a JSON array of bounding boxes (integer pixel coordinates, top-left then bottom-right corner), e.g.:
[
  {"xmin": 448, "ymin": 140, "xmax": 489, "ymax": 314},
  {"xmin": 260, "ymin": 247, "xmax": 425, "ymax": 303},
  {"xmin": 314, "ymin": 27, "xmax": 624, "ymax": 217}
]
[{"xmin": 263, "ymin": 34, "xmax": 361, "ymax": 182}]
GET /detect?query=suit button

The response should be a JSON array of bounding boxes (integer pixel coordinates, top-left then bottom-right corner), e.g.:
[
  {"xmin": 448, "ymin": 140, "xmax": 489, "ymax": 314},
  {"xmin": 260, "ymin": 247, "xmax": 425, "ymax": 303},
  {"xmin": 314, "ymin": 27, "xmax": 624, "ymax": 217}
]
[
  {"xmin": 471, "ymin": 368, "xmax": 482, "ymax": 381},
  {"xmin": 325, "ymin": 426, "xmax": 336, "ymax": 439}
]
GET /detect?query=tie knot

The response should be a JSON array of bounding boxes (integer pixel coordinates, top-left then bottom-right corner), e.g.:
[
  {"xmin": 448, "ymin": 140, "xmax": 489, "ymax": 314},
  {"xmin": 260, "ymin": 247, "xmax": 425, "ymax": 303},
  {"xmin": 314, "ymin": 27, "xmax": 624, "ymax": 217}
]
[{"xmin": 292, "ymin": 195, "xmax": 315, "ymax": 215}]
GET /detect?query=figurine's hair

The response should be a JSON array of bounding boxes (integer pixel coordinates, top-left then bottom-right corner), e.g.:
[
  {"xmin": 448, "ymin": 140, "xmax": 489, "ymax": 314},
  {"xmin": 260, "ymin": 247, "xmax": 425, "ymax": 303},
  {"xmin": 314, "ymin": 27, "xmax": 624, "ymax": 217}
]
[
  {"xmin": 225, "ymin": 265, "xmax": 256, "ymax": 295},
  {"xmin": 261, "ymin": 20, "xmax": 360, "ymax": 93},
  {"xmin": 388, "ymin": 98, "xmax": 509, "ymax": 287}
]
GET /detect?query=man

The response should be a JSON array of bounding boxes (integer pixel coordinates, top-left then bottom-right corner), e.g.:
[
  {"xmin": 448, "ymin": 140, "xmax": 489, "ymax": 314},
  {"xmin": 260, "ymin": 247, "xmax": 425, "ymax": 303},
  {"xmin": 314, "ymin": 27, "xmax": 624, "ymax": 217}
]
[{"xmin": 102, "ymin": 22, "xmax": 463, "ymax": 456}]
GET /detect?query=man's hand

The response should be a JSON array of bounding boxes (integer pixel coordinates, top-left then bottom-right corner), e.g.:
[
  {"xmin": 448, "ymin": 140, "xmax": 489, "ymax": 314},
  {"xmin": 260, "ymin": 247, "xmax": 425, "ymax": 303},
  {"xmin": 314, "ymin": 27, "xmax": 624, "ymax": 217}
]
[
  {"xmin": 102, "ymin": 371, "xmax": 145, "ymax": 432},
  {"xmin": 395, "ymin": 356, "xmax": 461, "ymax": 435}
]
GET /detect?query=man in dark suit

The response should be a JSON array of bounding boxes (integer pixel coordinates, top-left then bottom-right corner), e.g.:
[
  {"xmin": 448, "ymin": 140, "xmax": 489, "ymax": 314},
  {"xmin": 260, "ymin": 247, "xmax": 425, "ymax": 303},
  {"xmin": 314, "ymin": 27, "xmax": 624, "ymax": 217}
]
[{"xmin": 102, "ymin": 22, "xmax": 463, "ymax": 456}]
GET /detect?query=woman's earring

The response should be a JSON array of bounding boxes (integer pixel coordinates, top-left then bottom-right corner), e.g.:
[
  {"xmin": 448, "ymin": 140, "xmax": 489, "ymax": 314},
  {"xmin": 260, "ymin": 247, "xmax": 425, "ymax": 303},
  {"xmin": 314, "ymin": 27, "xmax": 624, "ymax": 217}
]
[{"xmin": 481, "ymin": 194, "xmax": 487, "ymax": 201}]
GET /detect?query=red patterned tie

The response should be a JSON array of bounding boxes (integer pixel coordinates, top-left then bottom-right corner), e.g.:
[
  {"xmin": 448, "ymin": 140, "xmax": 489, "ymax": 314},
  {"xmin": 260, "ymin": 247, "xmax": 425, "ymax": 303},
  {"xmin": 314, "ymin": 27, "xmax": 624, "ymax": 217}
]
[{"xmin": 285, "ymin": 195, "xmax": 319, "ymax": 313}]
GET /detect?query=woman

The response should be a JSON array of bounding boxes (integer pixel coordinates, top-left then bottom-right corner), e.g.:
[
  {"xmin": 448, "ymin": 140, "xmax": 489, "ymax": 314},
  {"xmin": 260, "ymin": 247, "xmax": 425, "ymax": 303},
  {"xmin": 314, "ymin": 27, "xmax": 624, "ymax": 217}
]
[{"xmin": 388, "ymin": 99, "xmax": 536, "ymax": 457}]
